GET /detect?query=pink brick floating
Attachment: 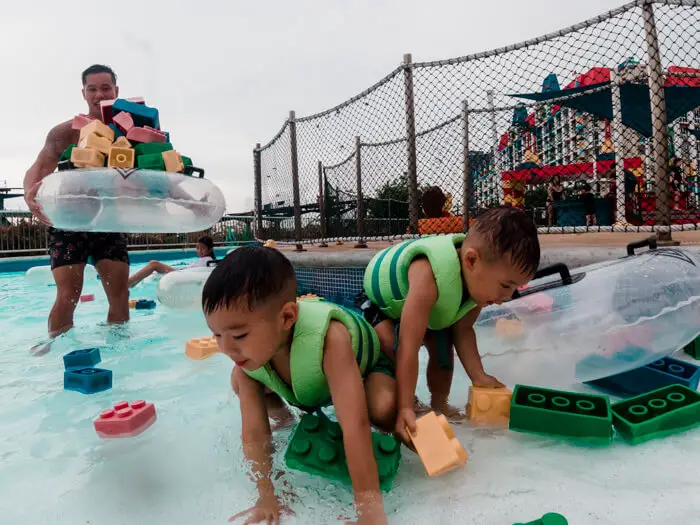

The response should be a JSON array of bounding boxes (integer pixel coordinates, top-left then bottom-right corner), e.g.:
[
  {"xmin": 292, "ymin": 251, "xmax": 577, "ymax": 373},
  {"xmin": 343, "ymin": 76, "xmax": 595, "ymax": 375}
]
[
  {"xmin": 79, "ymin": 294, "xmax": 95, "ymax": 302},
  {"xmin": 94, "ymin": 400, "xmax": 157, "ymax": 438}
]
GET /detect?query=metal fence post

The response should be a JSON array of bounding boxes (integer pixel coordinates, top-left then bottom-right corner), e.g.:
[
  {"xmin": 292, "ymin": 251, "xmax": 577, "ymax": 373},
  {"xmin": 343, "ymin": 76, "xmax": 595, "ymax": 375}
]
[
  {"xmin": 462, "ymin": 99, "xmax": 471, "ymax": 231},
  {"xmin": 253, "ymin": 143, "xmax": 263, "ymax": 238},
  {"xmin": 317, "ymin": 160, "xmax": 328, "ymax": 247},
  {"xmin": 610, "ymin": 70, "xmax": 627, "ymax": 225},
  {"xmin": 354, "ymin": 136, "xmax": 368, "ymax": 248},
  {"xmin": 289, "ymin": 110, "xmax": 305, "ymax": 251},
  {"xmin": 643, "ymin": 1, "xmax": 675, "ymax": 244},
  {"xmin": 486, "ymin": 90, "xmax": 503, "ymax": 206},
  {"xmin": 403, "ymin": 53, "xmax": 420, "ymax": 235}
]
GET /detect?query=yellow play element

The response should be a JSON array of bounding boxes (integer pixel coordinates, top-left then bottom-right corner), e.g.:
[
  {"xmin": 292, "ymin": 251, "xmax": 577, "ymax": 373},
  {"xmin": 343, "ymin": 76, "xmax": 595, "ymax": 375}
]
[
  {"xmin": 263, "ymin": 239, "xmax": 277, "ymax": 248},
  {"xmin": 79, "ymin": 119, "xmax": 114, "ymax": 142},
  {"xmin": 78, "ymin": 132, "xmax": 112, "ymax": 155},
  {"xmin": 185, "ymin": 336, "xmax": 220, "ymax": 360},
  {"xmin": 162, "ymin": 150, "xmax": 185, "ymax": 173},
  {"xmin": 466, "ymin": 386, "xmax": 512, "ymax": 427},
  {"xmin": 408, "ymin": 411, "xmax": 468, "ymax": 477},
  {"xmin": 108, "ymin": 147, "xmax": 135, "ymax": 168},
  {"xmin": 495, "ymin": 318, "xmax": 523, "ymax": 339},
  {"xmin": 70, "ymin": 147, "xmax": 105, "ymax": 168},
  {"xmin": 297, "ymin": 293, "xmax": 320, "ymax": 301},
  {"xmin": 112, "ymin": 136, "xmax": 133, "ymax": 149}
]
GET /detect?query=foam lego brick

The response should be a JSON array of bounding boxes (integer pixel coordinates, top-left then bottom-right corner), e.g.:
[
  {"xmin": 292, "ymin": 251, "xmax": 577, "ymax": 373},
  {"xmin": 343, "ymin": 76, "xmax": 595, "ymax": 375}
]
[
  {"xmin": 57, "ymin": 160, "xmax": 74, "ymax": 171},
  {"xmin": 408, "ymin": 411, "xmax": 467, "ymax": 477},
  {"xmin": 134, "ymin": 299, "xmax": 156, "ymax": 310},
  {"xmin": 79, "ymin": 119, "xmax": 114, "ymax": 142},
  {"xmin": 70, "ymin": 147, "xmax": 105, "ymax": 168},
  {"xmin": 71, "ymin": 114, "xmax": 95, "ymax": 130},
  {"xmin": 684, "ymin": 335, "xmax": 700, "ymax": 359},
  {"xmin": 181, "ymin": 155, "xmax": 192, "ymax": 167},
  {"xmin": 78, "ymin": 132, "xmax": 112, "ymax": 155},
  {"xmin": 184, "ymin": 165, "xmax": 205, "ymax": 178},
  {"xmin": 112, "ymin": 110, "xmax": 134, "ymax": 133},
  {"xmin": 134, "ymin": 142, "xmax": 173, "ymax": 156},
  {"xmin": 513, "ymin": 513, "xmax": 569, "ymax": 525},
  {"xmin": 63, "ymin": 348, "xmax": 101, "ymax": 370},
  {"xmin": 113, "ymin": 136, "xmax": 132, "ymax": 149},
  {"xmin": 64, "ymin": 367, "xmax": 112, "ymax": 394},
  {"xmin": 509, "ymin": 385, "xmax": 613, "ymax": 444},
  {"xmin": 185, "ymin": 337, "xmax": 219, "ymax": 360},
  {"xmin": 136, "ymin": 152, "xmax": 166, "ymax": 170},
  {"xmin": 285, "ymin": 413, "xmax": 401, "ymax": 491},
  {"xmin": 94, "ymin": 400, "xmax": 157, "ymax": 438},
  {"xmin": 162, "ymin": 150, "xmax": 184, "ymax": 173},
  {"xmin": 495, "ymin": 318, "xmax": 523, "ymax": 339},
  {"xmin": 101, "ymin": 97, "xmax": 145, "ymax": 124},
  {"xmin": 575, "ymin": 345, "xmax": 650, "ymax": 380},
  {"xmin": 108, "ymin": 123, "xmax": 124, "ymax": 139},
  {"xmin": 127, "ymin": 126, "xmax": 167, "ymax": 144},
  {"xmin": 79, "ymin": 294, "xmax": 95, "ymax": 302},
  {"xmin": 611, "ymin": 384, "xmax": 700, "ymax": 444},
  {"xmin": 467, "ymin": 386, "xmax": 512, "ymax": 427},
  {"xmin": 108, "ymin": 147, "xmax": 135, "ymax": 168},
  {"xmin": 587, "ymin": 357, "xmax": 700, "ymax": 397},
  {"xmin": 112, "ymin": 99, "xmax": 160, "ymax": 129},
  {"xmin": 59, "ymin": 144, "xmax": 76, "ymax": 162}
]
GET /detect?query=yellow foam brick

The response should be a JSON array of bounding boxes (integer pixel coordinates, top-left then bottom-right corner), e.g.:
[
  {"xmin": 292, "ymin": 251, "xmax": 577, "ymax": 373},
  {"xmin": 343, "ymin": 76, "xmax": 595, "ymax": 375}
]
[
  {"xmin": 70, "ymin": 147, "xmax": 105, "ymax": 168},
  {"xmin": 162, "ymin": 150, "xmax": 185, "ymax": 173},
  {"xmin": 408, "ymin": 411, "xmax": 468, "ymax": 477},
  {"xmin": 108, "ymin": 147, "xmax": 135, "ymax": 168},
  {"xmin": 185, "ymin": 337, "xmax": 219, "ymax": 360},
  {"xmin": 113, "ymin": 136, "xmax": 133, "ymax": 149},
  {"xmin": 79, "ymin": 119, "xmax": 114, "ymax": 142},
  {"xmin": 78, "ymin": 132, "xmax": 112, "ymax": 155}
]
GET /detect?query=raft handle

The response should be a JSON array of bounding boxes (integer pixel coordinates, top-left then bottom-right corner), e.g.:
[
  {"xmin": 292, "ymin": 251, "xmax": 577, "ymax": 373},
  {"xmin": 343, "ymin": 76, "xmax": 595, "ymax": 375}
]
[{"xmin": 626, "ymin": 237, "xmax": 657, "ymax": 256}]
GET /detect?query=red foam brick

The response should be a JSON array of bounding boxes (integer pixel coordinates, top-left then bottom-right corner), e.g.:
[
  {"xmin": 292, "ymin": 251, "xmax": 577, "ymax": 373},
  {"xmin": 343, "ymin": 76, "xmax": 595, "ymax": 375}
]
[
  {"xmin": 94, "ymin": 400, "xmax": 157, "ymax": 438},
  {"xmin": 72, "ymin": 114, "xmax": 95, "ymax": 130},
  {"xmin": 112, "ymin": 111, "xmax": 134, "ymax": 133},
  {"xmin": 100, "ymin": 97, "xmax": 146, "ymax": 124}
]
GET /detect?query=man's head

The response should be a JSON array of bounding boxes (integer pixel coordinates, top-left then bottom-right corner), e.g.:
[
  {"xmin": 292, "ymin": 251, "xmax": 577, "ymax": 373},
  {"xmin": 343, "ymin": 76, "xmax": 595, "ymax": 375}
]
[
  {"xmin": 422, "ymin": 186, "xmax": 447, "ymax": 218},
  {"xmin": 196, "ymin": 236, "xmax": 214, "ymax": 257},
  {"xmin": 460, "ymin": 206, "xmax": 540, "ymax": 307},
  {"xmin": 202, "ymin": 246, "xmax": 298, "ymax": 370},
  {"xmin": 81, "ymin": 64, "xmax": 119, "ymax": 119}
]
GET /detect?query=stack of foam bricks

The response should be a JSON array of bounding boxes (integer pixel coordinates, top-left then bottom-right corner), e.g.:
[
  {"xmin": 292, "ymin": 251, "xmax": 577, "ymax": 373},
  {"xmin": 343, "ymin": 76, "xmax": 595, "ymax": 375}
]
[{"xmin": 60, "ymin": 98, "xmax": 201, "ymax": 176}]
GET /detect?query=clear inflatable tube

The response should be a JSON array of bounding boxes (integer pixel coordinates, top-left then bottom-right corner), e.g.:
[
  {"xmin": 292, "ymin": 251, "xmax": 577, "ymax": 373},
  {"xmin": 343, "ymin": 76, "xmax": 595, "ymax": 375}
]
[
  {"xmin": 36, "ymin": 168, "xmax": 226, "ymax": 233},
  {"xmin": 156, "ymin": 266, "xmax": 213, "ymax": 309},
  {"xmin": 475, "ymin": 248, "xmax": 700, "ymax": 388},
  {"xmin": 25, "ymin": 264, "xmax": 97, "ymax": 286}
]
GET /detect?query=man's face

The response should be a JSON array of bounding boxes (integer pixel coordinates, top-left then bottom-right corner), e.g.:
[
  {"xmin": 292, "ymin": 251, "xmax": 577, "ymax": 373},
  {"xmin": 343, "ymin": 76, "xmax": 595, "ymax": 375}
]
[{"xmin": 82, "ymin": 72, "xmax": 118, "ymax": 118}]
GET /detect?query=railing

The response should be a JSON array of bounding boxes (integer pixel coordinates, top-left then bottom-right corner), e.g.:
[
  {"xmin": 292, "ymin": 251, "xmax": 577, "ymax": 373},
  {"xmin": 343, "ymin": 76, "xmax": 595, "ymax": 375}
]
[
  {"xmin": 254, "ymin": 0, "xmax": 700, "ymax": 247},
  {"xmin": 0, "ymin": 211, "xmax": 259, "ymax": 257}
]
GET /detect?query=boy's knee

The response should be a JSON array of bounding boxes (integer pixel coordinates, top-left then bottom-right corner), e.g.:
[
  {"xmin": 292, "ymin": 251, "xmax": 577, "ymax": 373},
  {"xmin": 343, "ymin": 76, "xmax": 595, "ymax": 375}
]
[{"xmin": 368, "ymin": 385, "xmax": 397, "ymax": 432}]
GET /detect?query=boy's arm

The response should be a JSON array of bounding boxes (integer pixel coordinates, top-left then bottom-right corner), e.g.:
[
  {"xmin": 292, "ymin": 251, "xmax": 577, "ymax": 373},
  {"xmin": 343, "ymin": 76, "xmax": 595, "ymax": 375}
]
[
  {"xmin": 229, "ymin": 366, "xmax": 287, "ymax": 524},
  {"xmin": 323, "ymin": 321, "xmax": 387, "ymax": 525},
  {"xmin": 452, "ymin": 307, "xmax": 504, "ymax": 388},
  {"xmin": 395, "ymin": 259, "xmax": 437, "ymax": 441}
]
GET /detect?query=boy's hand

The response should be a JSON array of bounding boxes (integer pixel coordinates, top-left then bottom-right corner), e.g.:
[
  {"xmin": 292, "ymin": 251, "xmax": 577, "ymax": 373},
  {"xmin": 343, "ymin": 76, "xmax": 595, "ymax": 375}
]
[
  {"xmin": 470, "ymin": 372, "xmax": 505, "ymax": 389},
  {"xmin": 395, "ymin": 407, "xmax": 418, "ymax": 448},
  {"xmin": 229, "ymin": 492, "xmax": 293, "ymax": 524}
]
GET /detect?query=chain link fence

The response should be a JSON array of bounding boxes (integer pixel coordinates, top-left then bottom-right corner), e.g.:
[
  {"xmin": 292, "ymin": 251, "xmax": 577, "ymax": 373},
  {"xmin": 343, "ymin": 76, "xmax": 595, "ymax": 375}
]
[{"xmin": 254, "ymin": 0, "xmax": 700, "ymax": 246}]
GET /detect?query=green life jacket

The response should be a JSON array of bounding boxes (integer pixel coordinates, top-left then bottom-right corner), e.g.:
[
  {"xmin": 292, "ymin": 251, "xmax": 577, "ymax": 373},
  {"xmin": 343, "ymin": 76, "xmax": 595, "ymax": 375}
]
[
  {"xmin": 242, "ymin": 299, "xmax": 380, "ymax": 408},
  {"xmin": 363, "ymin": 234, "xmax": 476, "ymax": 330}
]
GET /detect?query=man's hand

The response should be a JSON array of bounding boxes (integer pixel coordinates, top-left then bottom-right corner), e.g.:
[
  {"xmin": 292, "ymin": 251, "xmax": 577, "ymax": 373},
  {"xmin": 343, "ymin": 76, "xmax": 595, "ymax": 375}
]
[{"xmin": 24, "ymin": 180, "xmax": 52, "ymax": 226}]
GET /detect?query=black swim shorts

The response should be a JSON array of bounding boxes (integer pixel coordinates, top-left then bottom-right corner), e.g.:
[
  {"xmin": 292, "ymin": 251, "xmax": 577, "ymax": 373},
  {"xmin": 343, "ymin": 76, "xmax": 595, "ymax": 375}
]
[{"xmin": 48, "ymin": 228, "xmax": 130, "ymax": 270}]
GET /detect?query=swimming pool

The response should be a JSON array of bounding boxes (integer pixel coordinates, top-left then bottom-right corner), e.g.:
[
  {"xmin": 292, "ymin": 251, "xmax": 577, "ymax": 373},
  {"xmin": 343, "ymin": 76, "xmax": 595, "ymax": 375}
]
[{"xmin": 1, "ymin": 257, "xmax": 699, "ymax": 524}]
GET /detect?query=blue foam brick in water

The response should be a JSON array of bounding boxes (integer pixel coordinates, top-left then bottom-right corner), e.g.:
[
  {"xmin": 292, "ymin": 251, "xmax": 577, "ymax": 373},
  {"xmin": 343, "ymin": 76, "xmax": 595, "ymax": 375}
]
[
  {"xmin": 587, "ymin": 356, "xmax": 700, "ymax": 397},
  {"xmin": 64, "ymin": 368, "xmax": 112, "ymax": 395},
  {"xmin": 63, "ymin": 348, "xmax": 101, "ymax": 370},
  {"xmin": 135, "ymin": 299, "xmax": 156, "ymax": 310}
]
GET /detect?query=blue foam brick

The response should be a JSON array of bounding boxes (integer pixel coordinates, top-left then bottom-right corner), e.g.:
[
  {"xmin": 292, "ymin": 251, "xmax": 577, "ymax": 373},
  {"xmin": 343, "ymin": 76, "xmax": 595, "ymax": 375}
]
[
  {"xmin": 63, "ymin": 348, "xmax": 101, "ymax": 370},
  {"xmin": 64, "ymin": 367, "xmax": 112, "ymax": 395}
]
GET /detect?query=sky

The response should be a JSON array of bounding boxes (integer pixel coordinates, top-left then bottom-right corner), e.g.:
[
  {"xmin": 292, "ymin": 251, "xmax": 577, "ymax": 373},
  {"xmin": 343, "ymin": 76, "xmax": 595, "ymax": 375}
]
[{"xmin": 0, "ymin": 0, "xmax": 627, "ymax": 213}]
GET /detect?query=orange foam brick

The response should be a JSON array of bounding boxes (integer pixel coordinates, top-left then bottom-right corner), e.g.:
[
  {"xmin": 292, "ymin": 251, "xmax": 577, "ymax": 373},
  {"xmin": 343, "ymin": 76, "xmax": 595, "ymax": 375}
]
[
  {"xmin": 185, "ymin": 337, "xmax": 219, "ymax": 360},
  {"xmin": 467, "ymin": 386, "xmax": 512, "ymax": 427},
  {"xmin": 408, "ymin": 411, "xmax": 468, "ymax": 477}
]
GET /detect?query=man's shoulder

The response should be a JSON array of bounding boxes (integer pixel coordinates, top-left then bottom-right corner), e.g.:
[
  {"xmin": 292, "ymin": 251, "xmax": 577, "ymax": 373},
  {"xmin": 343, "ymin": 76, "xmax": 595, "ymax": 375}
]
[{"xmin": 48, "ymin": 119, "xmax": 75, "ymax": 139}]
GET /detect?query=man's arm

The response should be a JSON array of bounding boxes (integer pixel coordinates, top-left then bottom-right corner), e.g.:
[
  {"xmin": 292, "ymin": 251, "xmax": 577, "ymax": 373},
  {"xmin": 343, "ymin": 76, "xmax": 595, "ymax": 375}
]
[
  {"xmin": 452, "ymin": 307, "xmax": 504, "ymax": 388},
  {"xmin": 24, "ymin": 122, "xmax": 72, "ymax": 224},
  {"xmin": 323, "ymin": 321, "xmax": 387, "ymax": 524}
]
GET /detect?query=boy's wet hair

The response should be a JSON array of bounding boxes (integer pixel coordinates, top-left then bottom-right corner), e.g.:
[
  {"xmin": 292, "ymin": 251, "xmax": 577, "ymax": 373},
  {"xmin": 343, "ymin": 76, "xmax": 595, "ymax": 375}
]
[
  {"xmin": 468, "ymin": 207, "xmax": 540, "ymax": 276},
  {"xmin": 81, "ymin": 64, "xmax": 117, "ymax": 85},
  {"xmin": 202, "ymin": 246, "xmax": 296, "ymax": 314}
]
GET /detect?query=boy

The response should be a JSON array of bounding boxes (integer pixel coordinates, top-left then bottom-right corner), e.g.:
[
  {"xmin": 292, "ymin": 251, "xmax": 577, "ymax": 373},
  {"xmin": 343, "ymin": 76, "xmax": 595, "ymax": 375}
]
[
  {"xmin": 362, "ymin": 206, "xmax": 540, "ymax": 444},
  {"xmin": 202, "ymin": 246, "xmax": 396, "ymax": 524}
]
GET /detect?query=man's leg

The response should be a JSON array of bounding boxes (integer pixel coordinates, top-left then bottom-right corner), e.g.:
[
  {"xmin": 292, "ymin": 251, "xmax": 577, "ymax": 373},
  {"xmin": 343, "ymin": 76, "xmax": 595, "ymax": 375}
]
[{"xmin": 90, "ymin": 233, "xmax": 130, "ymax": 324}]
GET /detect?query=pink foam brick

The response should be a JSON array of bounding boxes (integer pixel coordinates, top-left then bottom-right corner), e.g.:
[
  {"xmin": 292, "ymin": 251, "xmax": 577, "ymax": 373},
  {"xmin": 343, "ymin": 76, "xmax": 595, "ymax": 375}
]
[
  {"xmin": 112, "ymin": 111, "xmax": 134, "ymax": 133},
  {"xmin": 94, "ymin": 400, "xmax": 157, "ymax": 438},
  {"xmin": 72, "ymin": 114, "xmax": 95, "ymax": 130},
  {"xmin": 126, "ymin": 126, "xmax": 167, "ymax": 144},
  {"xmin": 100, "ymin": 97, "xmax": 146, "ymax": 124},
  {"xmin": 80, "ymin": 294, "xmax": 95, "ymax": 302}
]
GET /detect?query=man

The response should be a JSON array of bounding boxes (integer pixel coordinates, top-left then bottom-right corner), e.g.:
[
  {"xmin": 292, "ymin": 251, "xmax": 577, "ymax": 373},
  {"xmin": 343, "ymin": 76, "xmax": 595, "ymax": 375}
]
[{"xmin": 24, "ymin": 65, "xmax": 130, "ymax": 344}]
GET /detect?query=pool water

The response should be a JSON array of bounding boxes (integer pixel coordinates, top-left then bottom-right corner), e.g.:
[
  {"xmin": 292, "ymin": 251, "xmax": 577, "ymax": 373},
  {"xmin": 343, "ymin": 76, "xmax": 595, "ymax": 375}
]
[{"xmin": 1, "ymin": 258, "xmax": 699, "ymax": 524}]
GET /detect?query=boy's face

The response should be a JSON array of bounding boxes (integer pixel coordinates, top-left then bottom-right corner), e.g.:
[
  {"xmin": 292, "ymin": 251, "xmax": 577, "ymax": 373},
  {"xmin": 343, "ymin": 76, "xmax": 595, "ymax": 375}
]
[
  {"xmin": 206, "ymin": 299, "xmax": 298, "ymax": 370},
  {"xmin": 461, "ymin": 247, "xmax": 533, "ymax": 307}
]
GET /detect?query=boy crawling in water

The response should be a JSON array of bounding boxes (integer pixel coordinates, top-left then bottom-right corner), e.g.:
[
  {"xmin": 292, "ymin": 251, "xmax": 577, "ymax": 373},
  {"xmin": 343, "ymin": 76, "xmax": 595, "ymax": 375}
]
[
  {"xmin": 361, "ymin": 207, "xmax": 540, "ymax": 444},
  {"xmin": 202, "ymin": 246, "xmax": 396, "ymax": 524}
]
